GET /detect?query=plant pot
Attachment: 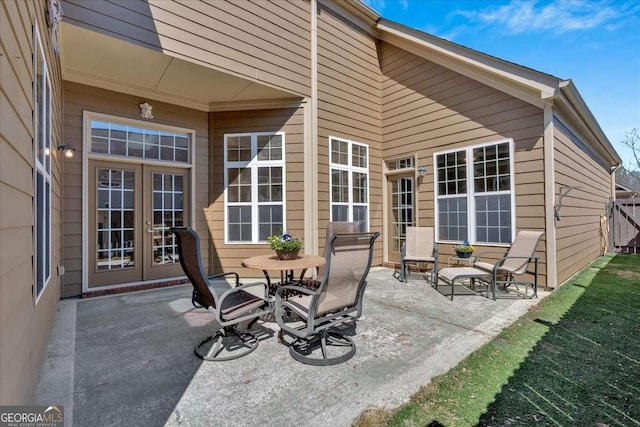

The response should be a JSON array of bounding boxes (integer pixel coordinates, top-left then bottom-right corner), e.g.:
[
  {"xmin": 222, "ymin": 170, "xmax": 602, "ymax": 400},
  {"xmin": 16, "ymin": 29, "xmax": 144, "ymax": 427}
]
[
  {"xmin": 455, "ymin": 251, "xmax": 472, "ymax": 258},
  {"xmin": 275, "ymin": 249, "xmax": 300, "ymax": 260}
]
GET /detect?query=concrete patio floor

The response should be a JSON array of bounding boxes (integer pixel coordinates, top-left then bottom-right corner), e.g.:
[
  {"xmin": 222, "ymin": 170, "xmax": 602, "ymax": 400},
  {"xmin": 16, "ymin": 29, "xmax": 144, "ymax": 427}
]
[{"xmin": 34, "ymin": 268, "xmax": 545, "ymax": 426}]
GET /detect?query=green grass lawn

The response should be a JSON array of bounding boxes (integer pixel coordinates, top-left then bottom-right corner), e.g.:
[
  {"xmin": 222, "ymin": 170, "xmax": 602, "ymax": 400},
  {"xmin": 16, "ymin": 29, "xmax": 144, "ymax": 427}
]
[{"xmin": 355, "ymin": 255, "xmax": 640, "ymax": 427}]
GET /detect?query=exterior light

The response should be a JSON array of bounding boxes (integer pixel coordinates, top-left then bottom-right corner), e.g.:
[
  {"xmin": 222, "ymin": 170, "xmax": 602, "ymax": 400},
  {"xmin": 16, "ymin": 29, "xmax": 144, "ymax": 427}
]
[
  {"xmin": 57, "ymin": 144, "xmax": 76, "ymax": 159},
  {"xmin": 417, "ymin": 166, "xmax": 427, "ymax": 177}
]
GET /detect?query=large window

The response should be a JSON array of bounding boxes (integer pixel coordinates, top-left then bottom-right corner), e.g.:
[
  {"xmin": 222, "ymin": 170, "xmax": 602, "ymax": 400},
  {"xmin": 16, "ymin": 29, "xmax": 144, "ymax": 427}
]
[
  {"xmin": 435, "ymin": 140, "xmax": 515, "ymax": 245},
  {"xmin": 330, "ymin": 137, "xmax": 369, "ymax": 231},
  {"xmin": 224, "ymin": 133, "xmax": 285, "ymax": 243},
  {"xmin": 34, "ymin": 24, "xmax": 52, "ymax": 300}
]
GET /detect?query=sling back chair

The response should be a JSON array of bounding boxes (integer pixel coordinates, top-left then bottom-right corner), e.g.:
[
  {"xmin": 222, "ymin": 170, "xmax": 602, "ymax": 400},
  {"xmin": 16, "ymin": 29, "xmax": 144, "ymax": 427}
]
[
  {"xmin": 172, "ymin": 227, "xmax": 271, "ymax": 361},
  {"xmin": 275, "ymin": 232, "xmax": 380, "ymax": 366},
  {"xmin": 316, "ymin": 222, "xmax": 360, "ymax": 279},
  {"xmin": 399, "ymin": 226, "xmax": 438, "ymax": 283},
  {"xmin": 473, "ymin": 230, "xmax": 544, "ymax": 299}
]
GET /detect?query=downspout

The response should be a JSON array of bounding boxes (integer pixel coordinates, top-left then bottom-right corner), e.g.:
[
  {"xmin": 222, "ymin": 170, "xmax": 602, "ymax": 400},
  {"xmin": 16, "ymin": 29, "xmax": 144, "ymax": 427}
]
[
  {"xmin": 543, "ymin": 104, "xmax": 558, "ymax": 288},
  {"xmin": 611, "ymin": 164, "xmax": 621, "ymax": 201},
  {"xmin": 303, "ymin": 0, "xmax": 319, "ymax": 255}
]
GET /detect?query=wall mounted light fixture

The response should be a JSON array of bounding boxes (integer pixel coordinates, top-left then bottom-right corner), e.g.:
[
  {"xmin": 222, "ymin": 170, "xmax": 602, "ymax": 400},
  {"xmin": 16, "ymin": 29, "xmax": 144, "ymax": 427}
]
[
  {"xmin": 57, "ymin": 144, "xmax": 76, "ymax": 159},
  {"xmin": 417, "ymin": 166, "xmax": 427, "ymax": 177}
]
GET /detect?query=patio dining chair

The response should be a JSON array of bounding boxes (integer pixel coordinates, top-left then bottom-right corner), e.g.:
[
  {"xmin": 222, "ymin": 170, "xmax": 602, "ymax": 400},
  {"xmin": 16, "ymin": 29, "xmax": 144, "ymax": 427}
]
[
  {"xmin": 399, "ymin": 226, "xmax": 438, "ymax": 283},
  {"xmin": 473, "ymin": 230, "xmax": 544, "ymax": 299},
  {"xmin": 275, "ymin": 232, "xmax": 380, "ymax": 365},
  {"xmin": 316, "ymin": 222, "xmax": 360, "ymax": 280},
  {"xmin": 172, "ymin": 227, "xmax": 271, "ymax": 361}
]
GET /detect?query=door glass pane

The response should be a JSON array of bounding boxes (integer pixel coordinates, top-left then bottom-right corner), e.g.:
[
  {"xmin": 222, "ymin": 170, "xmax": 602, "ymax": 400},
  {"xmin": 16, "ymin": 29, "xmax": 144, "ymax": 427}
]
[
  {"xmin": 391, "ymin": 177, "xmax": 414, "ymax": 252},
  {"xmin": 96, "ymin": 168, "xmax": 135, "ymax": 271},
  {"xmin": 152, "ymin": 173, "xmax": 184, "ymax": 265}
]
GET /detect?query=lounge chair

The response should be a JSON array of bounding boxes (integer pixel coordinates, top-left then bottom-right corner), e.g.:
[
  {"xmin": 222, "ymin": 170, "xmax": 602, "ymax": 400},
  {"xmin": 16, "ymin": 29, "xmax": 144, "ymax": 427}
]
[
  {"xmin": 275, "ymin": 232, "xmax": 380, "ymax": 365},
  {"xmin": 473, "ymin": 230, "xmax": 544, "ymax": 299},
  {"xmin": 172, "ymin": 227, "xmax": 271, "ymax": 361},
  {"xmin": 399, "ymin": 226, "xmax": 438, "ymax": 283}
]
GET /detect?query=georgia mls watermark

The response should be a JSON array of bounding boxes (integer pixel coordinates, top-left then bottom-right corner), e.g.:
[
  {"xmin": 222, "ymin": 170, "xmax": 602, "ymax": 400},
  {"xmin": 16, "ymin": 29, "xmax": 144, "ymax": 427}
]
[{"xmin": 0, "ymin": 406, "xmax": 63, "ymax": 427}]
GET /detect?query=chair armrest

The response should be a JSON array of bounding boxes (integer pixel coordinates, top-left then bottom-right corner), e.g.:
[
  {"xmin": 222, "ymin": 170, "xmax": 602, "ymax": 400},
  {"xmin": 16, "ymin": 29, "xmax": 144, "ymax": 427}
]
[
  {"xmin": 275, "ymin": 285, "xmax": 317, "ymax": 298},
  {"xmin": 218, "ymin": 281, "xmax": 270, "ymax": 305},
  {"xmin": 473, "ymin": 250, "xmax": 508, "ymax": 259},
  {"xmin": 207, "ymin": 271, "xmax": 240, "ymax": 286}
]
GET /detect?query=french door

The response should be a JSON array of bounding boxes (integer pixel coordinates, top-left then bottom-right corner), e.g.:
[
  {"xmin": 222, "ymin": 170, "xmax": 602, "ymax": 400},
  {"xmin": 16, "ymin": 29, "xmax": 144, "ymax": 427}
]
[
  {"xmin": 388, "ymin": 174, "xmax": 415, "ymax": 264},
  {"xmin": 88, "ymin": 160, "xmax": 190, "ymax": 287}
]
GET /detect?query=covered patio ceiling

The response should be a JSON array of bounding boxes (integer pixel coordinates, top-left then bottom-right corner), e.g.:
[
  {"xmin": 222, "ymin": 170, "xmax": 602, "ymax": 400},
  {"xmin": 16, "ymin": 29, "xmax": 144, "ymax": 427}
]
[{"xmin": 59, "ymin": 23, "xmax": 300, "ymax": 112}]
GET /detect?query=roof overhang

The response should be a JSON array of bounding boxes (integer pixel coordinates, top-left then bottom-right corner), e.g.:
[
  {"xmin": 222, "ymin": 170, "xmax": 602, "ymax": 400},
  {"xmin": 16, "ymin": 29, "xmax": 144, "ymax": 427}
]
[{"xmin": 59, "ymin": 23, "xmax": 302, "ymax": 112}]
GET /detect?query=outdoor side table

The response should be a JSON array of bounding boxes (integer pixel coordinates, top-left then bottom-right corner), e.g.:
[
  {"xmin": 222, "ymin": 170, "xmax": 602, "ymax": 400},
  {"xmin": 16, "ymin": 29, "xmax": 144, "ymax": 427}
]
[
  {"xmin": 436, "ymin": 267, "xmax": 493, "ymax": 300},
  {"xmin": 447, "ymin": 255, "xmax": 477, "ymax": 267}
]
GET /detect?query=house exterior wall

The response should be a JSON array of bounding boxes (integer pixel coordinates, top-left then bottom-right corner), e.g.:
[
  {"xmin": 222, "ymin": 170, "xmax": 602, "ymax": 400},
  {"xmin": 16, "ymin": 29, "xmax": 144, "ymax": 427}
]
[
  {"xmin": 62, "ymin": 82, "xmax": 210, "ymax": 296},
  {"xmin": 316, "ymin": 3, "xmax": 383, "ymax": 264},
  {"xmin": 553, "ymin": 119, "xmax": 612, "ymax": 284},
  {"xmin": 61, "ymin": 0, "xmax": 312, "ymax": 98},
  {"xmin": 209, "ymin": 107, "xmax": 306, "ymax": 277},
  {"xmin": 379, "ymin": 42, "xmax": 548, "ymax": 285},
  {"xmin": 0, "ymin": 0, "xmax": 63, "ymax": 404}
]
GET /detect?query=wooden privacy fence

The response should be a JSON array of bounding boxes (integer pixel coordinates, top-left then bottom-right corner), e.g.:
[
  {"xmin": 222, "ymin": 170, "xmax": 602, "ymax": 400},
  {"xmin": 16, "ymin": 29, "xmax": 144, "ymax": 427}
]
[{"xmin": 608, "ymin": 199, "xmax": 640, "ymax": 254}]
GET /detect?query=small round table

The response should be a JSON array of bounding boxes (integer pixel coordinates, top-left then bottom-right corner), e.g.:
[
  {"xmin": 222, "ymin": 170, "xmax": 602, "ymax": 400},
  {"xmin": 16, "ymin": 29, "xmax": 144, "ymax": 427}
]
[{"xmin": 242, "ymin": 254, "xmax": 326, "ymax": 295}]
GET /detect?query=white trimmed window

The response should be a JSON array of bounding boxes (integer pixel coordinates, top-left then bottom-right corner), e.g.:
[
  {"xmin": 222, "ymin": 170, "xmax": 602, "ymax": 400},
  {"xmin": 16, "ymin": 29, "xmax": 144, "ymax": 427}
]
[
  {"xmin": 224, "ymin": 132, "xmax": 285, "ymax": 243},
  {"xmin": 434, "ymin": 140, "xmax": 515, "ymax": 245},
  {"xmin": 330, "ymin": 137, "xmax": 369, "ymax": 231},
  {"xmin": 34, "ymin": 24, "xmax": 52, "ymax": 300}
]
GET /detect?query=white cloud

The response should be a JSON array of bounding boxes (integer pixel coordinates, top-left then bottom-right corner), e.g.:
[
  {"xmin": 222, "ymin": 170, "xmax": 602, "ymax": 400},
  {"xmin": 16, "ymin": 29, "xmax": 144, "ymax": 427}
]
[
  {"xmin": 457, "ymin": 0, "xmax": 629, "ymax": 35},
  {"xmin": 399, "ymin": 0, "xmax": 409, "ymax": 11}
]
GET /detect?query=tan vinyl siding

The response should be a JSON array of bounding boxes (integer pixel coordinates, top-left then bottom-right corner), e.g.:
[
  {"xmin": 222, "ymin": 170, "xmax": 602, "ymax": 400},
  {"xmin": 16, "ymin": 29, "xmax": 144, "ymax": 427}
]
[
  {"xmin": 316, "ymin": 4, "xmax": 383, "ymax": 265},
  {"xmin": 554, "ymin": 122, "xmax": 611, "ymax": 284},
  {"xmin": 380, "ymin": 42, "xmax": 547, "ymax": 285},
  {"xmin": 0, "ymin": 0, "xmax": 63, "ymax": 404},
  {"xmin": 62, "ymin": 82, "xmax": 209, "ymax": 295},
  {"xmin": 209, "ymin": 107, "xmax": 305, "ymax": 277},
  {"xmin": 62, "ymin": 0, "xmax": 311, "ymax": 97}
]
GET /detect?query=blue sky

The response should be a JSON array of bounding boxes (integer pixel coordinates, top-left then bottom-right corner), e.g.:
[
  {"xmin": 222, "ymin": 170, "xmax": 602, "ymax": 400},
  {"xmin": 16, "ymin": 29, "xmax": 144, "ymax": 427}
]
[{"xmin": 363, "ymin": 0, "xmax": 640, "ymax": 168}]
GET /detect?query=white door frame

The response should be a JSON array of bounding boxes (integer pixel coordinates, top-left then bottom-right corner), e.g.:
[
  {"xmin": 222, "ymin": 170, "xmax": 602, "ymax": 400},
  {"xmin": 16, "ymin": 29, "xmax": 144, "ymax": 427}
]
[{"xmin": 81, "ymin": 111, "xmax": 196, "ymax": 293}]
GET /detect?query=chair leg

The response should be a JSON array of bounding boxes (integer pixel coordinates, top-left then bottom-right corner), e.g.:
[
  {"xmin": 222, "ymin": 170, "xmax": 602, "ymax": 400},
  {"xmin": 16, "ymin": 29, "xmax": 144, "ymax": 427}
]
[
  {"xmin": 287, "ymin": 330, "xmax": 356, "ymax": 366},
  {"xmin": 195, "ymin": 326, "xmax": 259, "ymax": 361}
]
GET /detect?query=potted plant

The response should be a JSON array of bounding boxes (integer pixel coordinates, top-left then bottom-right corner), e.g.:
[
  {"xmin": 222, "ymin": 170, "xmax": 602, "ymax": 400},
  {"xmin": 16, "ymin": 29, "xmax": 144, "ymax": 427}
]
[
  {"xmin": 267, "ymin": 233, "xmax": 303, "ymax": 260},
  {"xmin": 454, "ymin": 240, "xmax": 474, "ymax": 258}
]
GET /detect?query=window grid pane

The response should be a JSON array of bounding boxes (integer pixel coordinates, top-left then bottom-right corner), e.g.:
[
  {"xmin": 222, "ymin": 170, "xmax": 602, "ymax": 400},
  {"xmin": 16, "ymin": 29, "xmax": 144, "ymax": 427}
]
[
  {"xmin": 436, "ymin": 151, "xmax": 467, "ymax": 196},
  {"xmin": 475, "ymin": 194, "xmax": 512, "ymax": 244},
  {"xmin": 225, "ymin": 133, "xmax": 285, "ymax": 243},
  {"xmin": 91, "ymin": 121, "xmax": 190, "ymax": 163},
  {"xmin": 391, "ymin": 177, "xmax": 414, "ymax": 252},
  {"xmin": 438, "ymin": 197, "xmax": 468, "ymax": 241},
  {"xmin": 331, "ymin": 139, "xmax": 349, "ymax": 165},
  {"xmin": 436, "ymin": 142, "xmax": 512, "ymax": 244},
  {"xmin": 329, "ymin": 138, "xmax": 369, "ymax": 229},
  {"xmin": 96, "ymin": 169, "xmax": 135, "ymax": 271},
  {"xmin": 152, "ymin": 173, "xmax": 184, "ymax": 265},
  {"xmin": 34, "ymin": 28, "xmax": 52, "ymax": 298}
]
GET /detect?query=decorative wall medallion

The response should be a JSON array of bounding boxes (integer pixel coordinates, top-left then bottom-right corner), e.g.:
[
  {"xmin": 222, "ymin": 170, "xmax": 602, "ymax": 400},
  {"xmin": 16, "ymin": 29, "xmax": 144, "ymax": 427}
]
[{"xmin": 139, "ymin": 102, "xmax": 154, "ymax": 120}]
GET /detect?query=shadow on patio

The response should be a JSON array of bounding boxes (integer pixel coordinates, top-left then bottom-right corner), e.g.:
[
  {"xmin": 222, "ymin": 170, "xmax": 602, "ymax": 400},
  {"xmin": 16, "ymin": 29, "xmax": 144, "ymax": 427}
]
[{"xmin": 34, "ymin": 268, "xmax": 543, "ymax": 426}]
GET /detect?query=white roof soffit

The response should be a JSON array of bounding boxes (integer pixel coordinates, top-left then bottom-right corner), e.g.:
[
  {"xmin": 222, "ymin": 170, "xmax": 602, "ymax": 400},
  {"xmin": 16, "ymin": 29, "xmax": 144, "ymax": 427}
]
[
  {"xmin": 558, "ymin": 80, "xmax": 622, "ymax": 165},
  {"xmin": 377, "ymin": 19, "xmax": 561, "ymax": 108},
  {"xmin": 59, "ymin": 23, "xmax": 301, "ymax": 112}
]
